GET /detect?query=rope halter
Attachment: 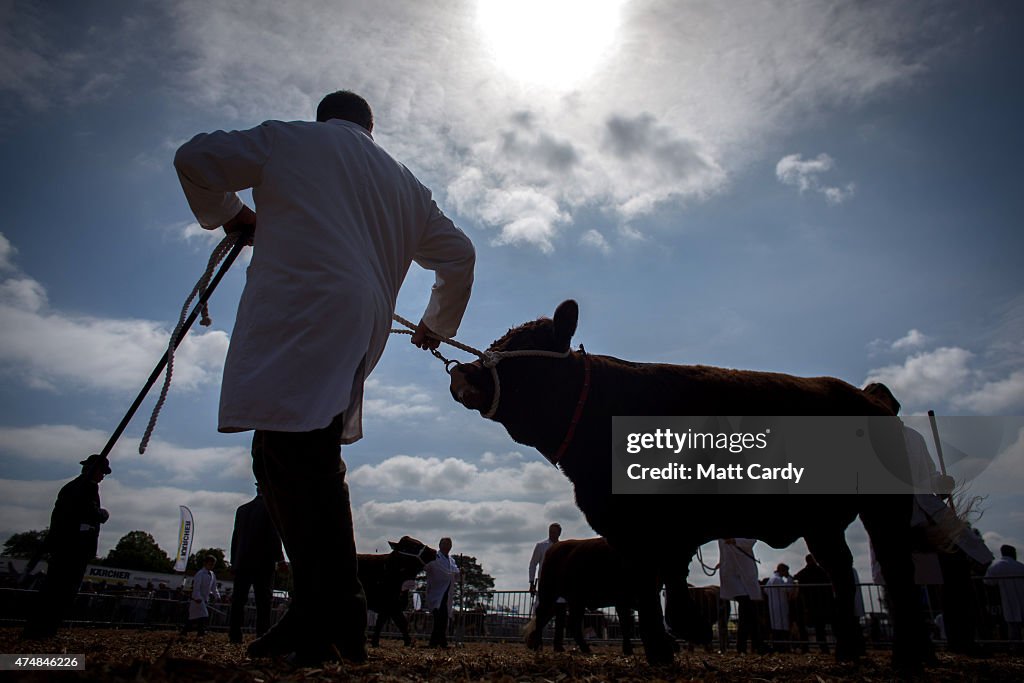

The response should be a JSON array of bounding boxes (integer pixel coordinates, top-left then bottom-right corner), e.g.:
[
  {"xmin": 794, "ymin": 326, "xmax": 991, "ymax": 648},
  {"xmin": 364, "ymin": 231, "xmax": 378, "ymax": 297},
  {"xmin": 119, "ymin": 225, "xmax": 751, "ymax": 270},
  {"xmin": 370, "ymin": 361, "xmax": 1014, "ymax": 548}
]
[{"xmin": 394, "ymin": 542, "xmax": 432, "ymax": 567}]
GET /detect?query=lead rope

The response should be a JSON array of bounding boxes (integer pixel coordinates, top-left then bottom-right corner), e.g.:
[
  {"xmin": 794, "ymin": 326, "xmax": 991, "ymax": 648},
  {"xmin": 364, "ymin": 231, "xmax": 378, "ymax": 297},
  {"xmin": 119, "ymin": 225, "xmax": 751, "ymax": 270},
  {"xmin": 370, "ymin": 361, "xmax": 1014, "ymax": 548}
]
[
  {"xmin": 389, "ymin": 314, "xmax": 571, "ymax": 419},
  {"xmin": 138, "ymin": 232, "xmax": 240, "ymax": 454},
  {"xmin": 697, "ymin": 545, "xmax": 720, "ymax": 577}
]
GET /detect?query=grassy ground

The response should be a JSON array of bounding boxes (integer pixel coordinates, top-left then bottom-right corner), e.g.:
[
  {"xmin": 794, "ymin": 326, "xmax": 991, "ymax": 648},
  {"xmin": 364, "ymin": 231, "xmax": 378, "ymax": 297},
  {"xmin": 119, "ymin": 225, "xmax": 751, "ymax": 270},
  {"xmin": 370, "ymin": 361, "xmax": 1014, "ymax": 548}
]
[{"xmin": 1, "ymin": 629, "xmax": 1022, "ymax": 682}]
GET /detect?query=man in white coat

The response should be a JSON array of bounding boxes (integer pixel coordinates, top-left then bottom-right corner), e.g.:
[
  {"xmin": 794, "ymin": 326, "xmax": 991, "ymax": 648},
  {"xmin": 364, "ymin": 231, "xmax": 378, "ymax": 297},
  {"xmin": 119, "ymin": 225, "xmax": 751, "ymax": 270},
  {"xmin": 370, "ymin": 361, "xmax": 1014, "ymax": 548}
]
[
  {"xmin": 175, "ymin": 91, "xmax": 475, "ymax": 665},
  {"xmin": 182, "ymin": 555, "xmax": 220, "ymax": 636},
  {"xmin": 765, "ymin": 563, "xmax": 797, "ymax": 652},
  {"xmin": 984, "ymin": 545, "xmax": 1024, "ymax": 644},
  {"xmin": 718, "ymin": 538, "xmax": 763, "ymax": 653},
  {"xmin": 425, "ymin": 537, "xmax": 460, "ymax": 648},
  {"xmin": 528, "ymin": 522, "xmax": 566, "ymax": 651}
]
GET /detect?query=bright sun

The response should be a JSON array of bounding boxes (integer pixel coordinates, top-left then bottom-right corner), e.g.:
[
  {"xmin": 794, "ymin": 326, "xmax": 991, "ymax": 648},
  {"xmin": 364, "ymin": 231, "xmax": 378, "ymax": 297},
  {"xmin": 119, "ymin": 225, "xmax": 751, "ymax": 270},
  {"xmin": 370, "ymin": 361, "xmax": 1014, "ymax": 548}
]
[{"xmin": 476, "ymin": 0, "xmax": 626, "ymax": 90}]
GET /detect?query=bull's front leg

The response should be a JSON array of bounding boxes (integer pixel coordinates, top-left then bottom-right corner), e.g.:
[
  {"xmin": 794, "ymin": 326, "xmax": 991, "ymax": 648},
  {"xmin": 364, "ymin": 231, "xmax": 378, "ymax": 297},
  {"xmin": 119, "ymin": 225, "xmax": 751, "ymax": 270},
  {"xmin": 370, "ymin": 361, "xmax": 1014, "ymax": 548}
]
[
  {"xmin": 569, "ymin": 602, "xmax": 591, "ymax": 653},
  {"xmin": 631, "ymin": 572, "xmax": 675, "ymax": 665}
]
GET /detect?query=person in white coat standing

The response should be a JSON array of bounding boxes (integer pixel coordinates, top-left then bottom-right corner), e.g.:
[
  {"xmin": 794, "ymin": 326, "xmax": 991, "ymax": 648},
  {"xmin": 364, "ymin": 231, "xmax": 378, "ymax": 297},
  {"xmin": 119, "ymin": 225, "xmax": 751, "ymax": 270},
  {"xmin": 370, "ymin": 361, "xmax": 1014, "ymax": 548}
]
[
  {"xmin": 175, "ymin": 91, "xmax": 475, "ymax": 666},
  {"xmin": 528, "ymin": 523, "xmax": 566, "ymax": 651},
  {"xmin": 182, "ymin": 555, "xmax": 220, "ymax": 636},
  {"xmin": 718, "ymin": 538, "xmax": 763, "ymax": 653},
  {"xmin": 765, "ymin": 563, "xmax": 797, "ymax": 652},
  {"xmin": 425, "ymin": 537, "xmax": 460, "ymax": 649},
  {"xmin": 985, "ymin": 545, "xmax": 1024, "ymax": 645}
]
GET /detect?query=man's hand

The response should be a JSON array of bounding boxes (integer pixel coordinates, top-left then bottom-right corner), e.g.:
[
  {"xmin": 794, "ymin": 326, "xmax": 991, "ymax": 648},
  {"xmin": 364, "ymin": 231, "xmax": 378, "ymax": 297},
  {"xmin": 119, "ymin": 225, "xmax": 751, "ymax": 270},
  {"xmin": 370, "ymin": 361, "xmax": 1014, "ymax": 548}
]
[
  {"xmin": 98, "ymin": 508, "xmax": 110, "ymax": 524},
  {"xmin": 410, "ymin": 319, "xmax": 441, "ymax": 350},
  {"xmin": 223, "ymin": 205, "xmax": 256, "ymax": 245},
  {"xmin": 529, "ymin": 580, "xmax": 536, "ymax": 597}
]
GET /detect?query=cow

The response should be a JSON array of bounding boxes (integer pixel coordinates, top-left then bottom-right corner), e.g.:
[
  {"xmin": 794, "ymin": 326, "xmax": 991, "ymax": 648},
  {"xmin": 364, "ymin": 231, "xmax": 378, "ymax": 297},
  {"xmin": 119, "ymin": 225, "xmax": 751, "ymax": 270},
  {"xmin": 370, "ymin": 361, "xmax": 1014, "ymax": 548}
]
[
  {"xmin": 449, "ymin": 300, "xmax": 928, "ymax": 669},
  {"xmin": 524, "ymin": 537, "xmax": 638, "ymax": 655},
  {"xmin": 358, "ymin": 536, "xmax": 437, "ymax": 647}
]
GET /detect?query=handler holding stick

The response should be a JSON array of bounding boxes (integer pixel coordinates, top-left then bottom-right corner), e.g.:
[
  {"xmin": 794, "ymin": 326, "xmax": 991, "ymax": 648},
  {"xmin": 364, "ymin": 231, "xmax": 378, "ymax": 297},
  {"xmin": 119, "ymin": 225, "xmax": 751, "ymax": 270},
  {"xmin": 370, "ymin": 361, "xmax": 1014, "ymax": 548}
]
[{"xmin": 174, "ymin": 91, "xmax": 475, "ymax": 665}]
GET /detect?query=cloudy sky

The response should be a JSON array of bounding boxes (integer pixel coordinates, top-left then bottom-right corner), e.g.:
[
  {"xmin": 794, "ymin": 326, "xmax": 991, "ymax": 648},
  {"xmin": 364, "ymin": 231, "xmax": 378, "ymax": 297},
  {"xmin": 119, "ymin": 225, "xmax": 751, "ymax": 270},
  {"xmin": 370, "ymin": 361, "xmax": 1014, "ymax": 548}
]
[{"xmin": 1, "ymin": 0, "xmax": 1022, "ymax": 591}]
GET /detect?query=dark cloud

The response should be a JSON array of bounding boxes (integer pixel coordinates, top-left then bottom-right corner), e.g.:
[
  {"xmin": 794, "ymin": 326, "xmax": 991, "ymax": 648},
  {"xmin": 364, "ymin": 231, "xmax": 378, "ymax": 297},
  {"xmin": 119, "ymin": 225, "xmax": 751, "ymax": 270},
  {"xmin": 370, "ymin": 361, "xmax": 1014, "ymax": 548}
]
[{"xmin": 604, "ymin": 113, "xmax": 711, "ymax": 178}]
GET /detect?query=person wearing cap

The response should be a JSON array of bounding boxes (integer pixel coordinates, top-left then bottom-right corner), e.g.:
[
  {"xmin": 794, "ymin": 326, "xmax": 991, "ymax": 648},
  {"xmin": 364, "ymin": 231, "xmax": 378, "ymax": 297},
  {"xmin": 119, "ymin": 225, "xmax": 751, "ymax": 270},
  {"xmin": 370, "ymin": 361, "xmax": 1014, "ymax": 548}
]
[{"xmin": 22, "ymin": 453, "xmax": 111, "ymax": 640}]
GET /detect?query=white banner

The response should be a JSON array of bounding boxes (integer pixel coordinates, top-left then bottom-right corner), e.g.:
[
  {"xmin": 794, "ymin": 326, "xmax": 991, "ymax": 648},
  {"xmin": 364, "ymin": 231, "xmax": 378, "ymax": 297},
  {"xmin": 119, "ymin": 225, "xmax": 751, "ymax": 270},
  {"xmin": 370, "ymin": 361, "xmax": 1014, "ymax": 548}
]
[{"xmin": 173, "ymin": 505, "xmax": 194, "ymax": 572}]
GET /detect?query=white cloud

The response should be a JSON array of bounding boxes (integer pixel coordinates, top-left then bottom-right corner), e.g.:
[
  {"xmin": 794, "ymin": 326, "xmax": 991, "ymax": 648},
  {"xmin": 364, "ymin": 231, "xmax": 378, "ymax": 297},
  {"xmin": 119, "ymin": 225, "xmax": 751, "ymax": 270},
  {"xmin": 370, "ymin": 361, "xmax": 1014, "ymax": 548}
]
[
  {"xmin": 864, "ymin": 346, "xmax": 974, "ymax": 409},
  {"xmin": 956, "ymin": 371, "xmax": 1024, "ymax": 414},
  {"xmin": 776, "ymin": 153, "xmax": 856, "ymax": 204},
  {"xmin": 0, "ymin": 273, "xmax": 228, "ymax": 394},
  {"xmin": 0, "ymin": 477, "xmax": 249, "ymax": 562},
  {"xmin": 0, "ymin": 232, "xmax": 16, "ymax": 271},
  {"xmin": 154, "ymin": 0, "xmax": 945, "ymax": 250},
  {"xmin": 891, "ymin": 329, "xmax": 929, "ymax": 351},
  {"xmin": 0, "ymin": 424, "xmax": 252, "ymax": 484},
  {"xmin": 580, "ymin": 229, "xmax": 612, "ymax": 254},
  {"xmin": 362, "ymin": 378, "xmax": 440, "ymax": 421},
  {"xmin": 349, "ymin": 454, "xmax": 573, "ymax": 501}
]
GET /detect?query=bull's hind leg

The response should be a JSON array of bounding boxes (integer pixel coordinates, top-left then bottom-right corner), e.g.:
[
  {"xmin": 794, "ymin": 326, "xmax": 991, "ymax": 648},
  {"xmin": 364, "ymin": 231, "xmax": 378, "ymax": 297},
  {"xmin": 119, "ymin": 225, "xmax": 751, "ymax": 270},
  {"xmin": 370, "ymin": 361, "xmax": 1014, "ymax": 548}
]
[
  {"xmin": 526, "ymin": 601, "xmax": 553, "ymax": 651},
  {"xmin": 860, "ymin": 496, "xmax": 931, "ymax": 671},
  {"xmin": 804, "ymin": 532, "xmax": 864, "ymax": 662},
  {"xmin": 569, "ymin": 602, "xmax": 592, "ymax": 653}
]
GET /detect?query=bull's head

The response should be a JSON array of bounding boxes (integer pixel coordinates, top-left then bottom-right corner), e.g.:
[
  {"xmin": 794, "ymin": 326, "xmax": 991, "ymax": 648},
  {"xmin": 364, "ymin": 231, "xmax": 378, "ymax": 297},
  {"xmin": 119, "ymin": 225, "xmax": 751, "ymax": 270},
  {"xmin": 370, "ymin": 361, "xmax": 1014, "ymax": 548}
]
[
  {"xmin": 388, "ymin": 535, "xmax": 438, "ymax": 566},
  {"xmin": 450, "ymin": 299, "xmax": 580, "ymax": 434}
]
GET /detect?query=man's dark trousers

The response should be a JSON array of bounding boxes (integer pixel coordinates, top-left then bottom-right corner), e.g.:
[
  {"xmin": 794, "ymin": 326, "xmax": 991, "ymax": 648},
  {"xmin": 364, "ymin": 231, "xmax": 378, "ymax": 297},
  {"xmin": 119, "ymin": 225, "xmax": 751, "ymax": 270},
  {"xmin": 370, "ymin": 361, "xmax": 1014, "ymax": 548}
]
[
  {"xmin": 251, "ymin": 414, "xmax": 367, "ymax": 661},
  {"xmin": 430, "ymin": 587, "xmax": 451, "ymax": 648},
  {"xmin": 229, "ymin": 567, "xmax": 275, "ymax": 640}
]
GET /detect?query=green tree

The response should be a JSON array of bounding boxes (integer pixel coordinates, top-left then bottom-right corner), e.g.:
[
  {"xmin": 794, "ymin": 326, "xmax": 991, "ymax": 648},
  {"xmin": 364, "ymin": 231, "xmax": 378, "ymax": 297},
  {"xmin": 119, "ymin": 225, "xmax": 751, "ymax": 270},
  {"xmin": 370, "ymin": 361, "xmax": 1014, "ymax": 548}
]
[
  {"xmin": 2, "ymin": 529, "xmax": 49, "ymax": 558},
  {"xmin": 453, "ymin": 554, "xmax": 495, "ymax": 611},
  {"xmin": 187, "ymin": 547, "xmax": 229, "ymax": 573},
  {"xmin": 102, "ymin": 531, "xmax": 174, "ymax": 572}
]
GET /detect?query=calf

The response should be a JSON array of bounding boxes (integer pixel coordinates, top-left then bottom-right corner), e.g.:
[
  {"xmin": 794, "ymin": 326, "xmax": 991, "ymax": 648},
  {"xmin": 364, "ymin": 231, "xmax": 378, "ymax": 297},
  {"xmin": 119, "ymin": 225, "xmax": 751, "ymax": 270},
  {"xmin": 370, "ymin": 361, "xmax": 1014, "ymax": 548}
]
[
  {"xmin": 358, "ymin": 536, "xmax": 436, "ymax": 647},
  {"xmin": 524, "ymin": 538, "xmax": 638, "ymax": 655}
]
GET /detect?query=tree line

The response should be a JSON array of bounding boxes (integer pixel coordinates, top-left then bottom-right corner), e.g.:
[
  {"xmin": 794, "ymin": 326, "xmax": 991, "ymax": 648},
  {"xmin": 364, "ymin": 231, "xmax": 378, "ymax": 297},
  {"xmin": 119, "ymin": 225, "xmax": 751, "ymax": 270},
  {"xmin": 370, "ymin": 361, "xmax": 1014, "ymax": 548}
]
[{"xmin": 4, "ymin": 529, "xmax": 497, "ymax": 600}]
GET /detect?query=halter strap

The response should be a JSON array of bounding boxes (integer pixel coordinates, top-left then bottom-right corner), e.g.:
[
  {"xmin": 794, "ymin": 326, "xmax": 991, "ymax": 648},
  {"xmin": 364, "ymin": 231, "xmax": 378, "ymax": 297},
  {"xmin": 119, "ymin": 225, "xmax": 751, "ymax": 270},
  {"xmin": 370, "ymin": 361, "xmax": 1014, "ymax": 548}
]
[{"xmin": 547, "ymin": 348, "xmax": 592, "ymax": 467}]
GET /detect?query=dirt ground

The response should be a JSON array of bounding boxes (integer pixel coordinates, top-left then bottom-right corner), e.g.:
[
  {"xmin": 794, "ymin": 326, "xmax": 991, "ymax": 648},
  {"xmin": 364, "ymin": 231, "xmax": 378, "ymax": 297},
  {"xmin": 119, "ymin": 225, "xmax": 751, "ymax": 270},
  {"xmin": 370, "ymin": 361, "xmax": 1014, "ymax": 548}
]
[{"xmin": 1, "ymin": 629, "xmax": 1022, "ymax": 682}]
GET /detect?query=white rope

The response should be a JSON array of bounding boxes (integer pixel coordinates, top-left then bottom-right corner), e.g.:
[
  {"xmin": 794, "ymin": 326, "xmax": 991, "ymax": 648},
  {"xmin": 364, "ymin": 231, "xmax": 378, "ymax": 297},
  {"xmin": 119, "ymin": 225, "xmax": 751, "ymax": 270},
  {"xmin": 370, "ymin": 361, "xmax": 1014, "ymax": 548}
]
[
  {"xmin": 389, "ymin": 314, "xmax": 571, "ymax": 419},
  {"xmin": 139, "ymin": 233, "xmax": 239, "ymax": 454}
]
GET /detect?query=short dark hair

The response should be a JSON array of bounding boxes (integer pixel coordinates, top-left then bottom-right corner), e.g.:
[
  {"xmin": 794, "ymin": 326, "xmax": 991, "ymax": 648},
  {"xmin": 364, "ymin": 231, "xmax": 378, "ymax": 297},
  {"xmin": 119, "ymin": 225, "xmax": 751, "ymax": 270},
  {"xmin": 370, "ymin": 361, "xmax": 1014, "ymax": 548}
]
[
  {"xmin": 863, "ymin": 382, "xmax": 901, "ymax": 415},
  {"xmin": 1002, "ymin": 544, "xmax": 1017, "ymax": 559},
  {"xmin": 316, "ymin": 90, "xmax": 373, "ymax": 131}
]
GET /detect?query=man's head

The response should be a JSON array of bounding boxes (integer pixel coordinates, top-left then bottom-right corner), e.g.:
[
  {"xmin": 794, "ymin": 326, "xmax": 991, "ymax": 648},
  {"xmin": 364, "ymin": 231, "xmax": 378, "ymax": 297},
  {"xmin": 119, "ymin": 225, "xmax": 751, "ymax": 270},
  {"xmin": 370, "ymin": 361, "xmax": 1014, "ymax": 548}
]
[
  {"xmin": 805, "ymin": 553, "xmax": 818, "ymax": 566},
  {"xmin": 316, "ymin": 90, "xmax": 373, "ymax": 132},
  {"xmin": 863, "ymin": 382, "xmax": 901, "ymax": 415},
  {"xmin": 439, "ymin": 537, "xmax": 453, "ymax": 555},
  {"xmin": 204, "ymin": 555, "xmax": 217, "ymax": 569},
  {"xmin": 1001, "ymin": 544, "xmax": 1017, "ymax": 560},
  {"xmin": 548, "ymin": 523, "xmax": 562, "ymax": 542},
  {"xmin": 80, "ymin": 453, "xmax": 111, "ymax": 482},
  {"xmin": 777, "ymin": 563, "xmax": 790, "ymax": 576}
]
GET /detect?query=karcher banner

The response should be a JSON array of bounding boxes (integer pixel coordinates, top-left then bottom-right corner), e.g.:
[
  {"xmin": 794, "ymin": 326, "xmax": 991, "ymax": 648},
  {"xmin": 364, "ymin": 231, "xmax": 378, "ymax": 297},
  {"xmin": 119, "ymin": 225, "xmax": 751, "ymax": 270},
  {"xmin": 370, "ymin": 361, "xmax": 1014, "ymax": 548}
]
[{"xmin": 173, "ymin": 505, "xmax": 194, "ymax": 572}]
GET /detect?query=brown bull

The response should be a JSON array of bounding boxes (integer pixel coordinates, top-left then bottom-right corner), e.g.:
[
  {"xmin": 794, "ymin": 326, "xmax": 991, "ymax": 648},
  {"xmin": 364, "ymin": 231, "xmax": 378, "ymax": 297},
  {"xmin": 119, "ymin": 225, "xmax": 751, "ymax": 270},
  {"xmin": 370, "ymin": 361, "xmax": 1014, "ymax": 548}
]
[
  {"xmin": 358, "ymin": 536, "xmax": 436, "ymax": 647},
  {"xmin": 450, "ymin": 300, "xmax": 927, "ymax": 669}
]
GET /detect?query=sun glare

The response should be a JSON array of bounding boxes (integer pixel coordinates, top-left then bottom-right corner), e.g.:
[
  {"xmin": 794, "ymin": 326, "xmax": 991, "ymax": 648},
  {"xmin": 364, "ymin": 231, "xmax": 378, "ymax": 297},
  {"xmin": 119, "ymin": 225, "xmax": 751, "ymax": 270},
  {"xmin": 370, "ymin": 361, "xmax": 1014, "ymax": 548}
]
[{"xmin": 476, "ymin": 0, "xmax": 625, "ymax": 90}]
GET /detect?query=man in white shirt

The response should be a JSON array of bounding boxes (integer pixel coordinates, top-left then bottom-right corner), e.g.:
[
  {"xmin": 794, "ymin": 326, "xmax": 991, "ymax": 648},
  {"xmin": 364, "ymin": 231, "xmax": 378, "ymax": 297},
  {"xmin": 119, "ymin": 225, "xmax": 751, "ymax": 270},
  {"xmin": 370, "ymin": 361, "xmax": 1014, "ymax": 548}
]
[
  {"xmin": 425, "ymin": 537, "xmax": 461, "ymax": 648},
  {"xmin": 528, "ymin": 523, "xmax": 566, "ymax": 651},
  {"xmin": 175, "ymin": 91, "xmax": 475, "ymax": 665},
  {"xmin": 718, "ymin": 538, "xmax": 763, "ymax": 653},
  {"xmin": 984, "ymin": 545, "xmax": 1024, "ymax": 644}
]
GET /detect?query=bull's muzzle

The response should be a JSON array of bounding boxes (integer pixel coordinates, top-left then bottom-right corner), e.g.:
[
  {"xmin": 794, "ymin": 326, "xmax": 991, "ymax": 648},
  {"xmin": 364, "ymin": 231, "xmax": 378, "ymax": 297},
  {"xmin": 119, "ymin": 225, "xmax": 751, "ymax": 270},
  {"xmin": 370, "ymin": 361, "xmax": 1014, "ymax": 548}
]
[{"xmin": 449, "ymin": 363, "xmax": 488, "ymax": 411}]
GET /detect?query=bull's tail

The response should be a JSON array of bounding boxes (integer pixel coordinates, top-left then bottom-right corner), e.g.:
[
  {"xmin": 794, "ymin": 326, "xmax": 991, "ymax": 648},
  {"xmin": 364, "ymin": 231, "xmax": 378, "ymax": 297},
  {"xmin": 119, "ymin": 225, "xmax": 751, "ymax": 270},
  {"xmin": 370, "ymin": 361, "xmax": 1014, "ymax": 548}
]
[{"xmin": 522, "ymin": 616, "xmax": 537, "ymax": 643}]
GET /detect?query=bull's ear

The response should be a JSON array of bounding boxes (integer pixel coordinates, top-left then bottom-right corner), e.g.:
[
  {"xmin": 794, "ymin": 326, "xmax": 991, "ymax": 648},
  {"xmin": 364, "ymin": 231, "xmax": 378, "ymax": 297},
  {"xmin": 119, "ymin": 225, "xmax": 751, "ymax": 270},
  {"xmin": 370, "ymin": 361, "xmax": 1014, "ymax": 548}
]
[
  {"xmin": 388, "ymin": 541, "xmax": 398, "ymax": 550},
  {"xmin": 553, "ymin": 300, "xmax": 579, "ymax": 350}
]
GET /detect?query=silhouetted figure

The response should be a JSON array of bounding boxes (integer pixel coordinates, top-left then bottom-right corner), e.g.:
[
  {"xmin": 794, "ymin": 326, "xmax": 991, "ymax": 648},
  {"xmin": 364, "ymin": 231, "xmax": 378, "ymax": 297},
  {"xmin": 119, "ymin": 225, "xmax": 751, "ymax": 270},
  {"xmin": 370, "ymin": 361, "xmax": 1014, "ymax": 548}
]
[
  {"xmin": 985, "ymin": 545, "xmax": 1024, "ymax": 645},
  {"xmin": 229, "ymin": 484, "xmax": 285, "ymax": 643},
  {"xmin": 22, "ymin": 454, "xmax": 110, "ymax": 640},
  {"xmin": 794, "ymin": 553, "xmax": 833, "ymax": 653},
  {"xmin": 425, "ymin": 537, "xmax": 460, "ymax": 648},
  {"xmin": 182, "ymin": 555, "xmax": 220, "ymax": 636},
  {"xmin": 529, "ymin": 522, "xmax": 566, "ymax": 651}
]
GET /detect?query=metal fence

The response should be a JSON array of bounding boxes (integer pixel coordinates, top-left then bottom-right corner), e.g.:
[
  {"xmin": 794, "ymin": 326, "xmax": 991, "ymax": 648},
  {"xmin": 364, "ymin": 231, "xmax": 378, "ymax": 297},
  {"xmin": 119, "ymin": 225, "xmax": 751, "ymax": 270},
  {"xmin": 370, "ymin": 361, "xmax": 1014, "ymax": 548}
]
[{"xmin": 1, "ymin": 579, "xmax": 1020, "ymax": 650}]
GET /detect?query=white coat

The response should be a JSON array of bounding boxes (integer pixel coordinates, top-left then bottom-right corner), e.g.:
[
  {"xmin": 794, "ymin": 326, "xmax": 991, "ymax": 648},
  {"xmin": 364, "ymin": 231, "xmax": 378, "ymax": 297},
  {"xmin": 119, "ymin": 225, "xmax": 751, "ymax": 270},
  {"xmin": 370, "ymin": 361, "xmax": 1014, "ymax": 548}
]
[
  {"xmin": 188, "ymin": 567, "xmax": 220, "ymax": 620},
  {"xmin": 718, "ymin": 538, "xmax": 762, "ymax": 601},
  {"xmin": 175, "ymin": 119, "xmax": 475, "ymax": 441},
  {"xmin": 765, "ymin": 572, "xmax": 796, "ymax": 630},
  {"xmin": 425, "ymin": 553, "xmax": 460, "ymax": 616},
  {"xmin": 984, "ymin": 555, "xmax": 1024, "ymax": 622}
]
